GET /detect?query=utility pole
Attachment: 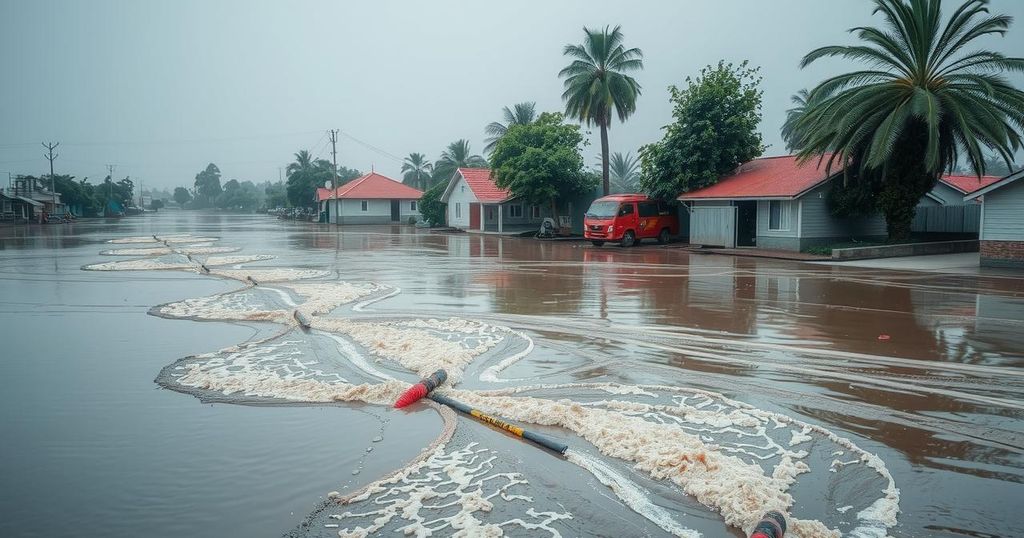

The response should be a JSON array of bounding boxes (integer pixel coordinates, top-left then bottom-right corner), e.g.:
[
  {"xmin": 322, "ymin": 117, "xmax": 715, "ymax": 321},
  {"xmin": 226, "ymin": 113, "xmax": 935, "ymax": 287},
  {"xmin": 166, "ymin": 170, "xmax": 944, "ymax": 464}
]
[
  {"xmin": 329, "ymin": 128, "xmax": 339, "ymax": 225},
  {"xmin": 106, "ymin": 164, "xmax": 116, "ymax": 215},
  {"xmin": 42, "ymin": 141, "xmax": 59, "ymax": 215}
]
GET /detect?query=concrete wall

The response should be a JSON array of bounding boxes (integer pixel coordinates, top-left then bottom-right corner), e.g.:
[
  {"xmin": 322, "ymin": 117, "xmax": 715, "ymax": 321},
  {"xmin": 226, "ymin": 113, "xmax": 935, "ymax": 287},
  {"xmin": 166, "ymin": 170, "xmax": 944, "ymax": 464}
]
[{"xmin": 445, "ymin": 175, "xmax": 477, "ymax": 228}]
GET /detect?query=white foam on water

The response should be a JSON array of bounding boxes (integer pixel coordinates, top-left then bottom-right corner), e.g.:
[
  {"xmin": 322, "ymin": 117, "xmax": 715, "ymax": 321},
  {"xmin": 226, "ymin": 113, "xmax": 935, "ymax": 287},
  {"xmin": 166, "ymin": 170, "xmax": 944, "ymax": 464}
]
[
  {"xmin": 210, "ymin": 268, "xmax": 331, "ymax": 282},
  {"xmin": 178, "ymin": 246, "xmax": 240, "ymax": 255},
  {"xmin": 203, "ymin": 254, "xmax": 276, "ymax": 266},
  {"xmin": 83, "ymin": 258, "xmax": 196, "ymax": 271},
  {"xmin": 101, "ymin": 247, "xmax": 173, "ymax": 256}
]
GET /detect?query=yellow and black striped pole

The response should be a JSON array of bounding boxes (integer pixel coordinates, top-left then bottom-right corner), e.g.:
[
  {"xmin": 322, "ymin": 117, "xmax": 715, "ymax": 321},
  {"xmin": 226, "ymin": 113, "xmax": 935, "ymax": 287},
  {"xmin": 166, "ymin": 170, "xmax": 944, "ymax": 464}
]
[{"xmin": 429, "ymin": 393, "xmax": 568, "ymax": 455}]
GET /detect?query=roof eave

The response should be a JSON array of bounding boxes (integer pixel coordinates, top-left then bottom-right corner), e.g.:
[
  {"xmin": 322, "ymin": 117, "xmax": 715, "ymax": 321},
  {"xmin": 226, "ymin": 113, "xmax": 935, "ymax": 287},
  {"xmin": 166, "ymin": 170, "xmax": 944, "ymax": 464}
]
[{"xmin": 964, "ymin": 169, "xmax": 1024, "ymax": 201}]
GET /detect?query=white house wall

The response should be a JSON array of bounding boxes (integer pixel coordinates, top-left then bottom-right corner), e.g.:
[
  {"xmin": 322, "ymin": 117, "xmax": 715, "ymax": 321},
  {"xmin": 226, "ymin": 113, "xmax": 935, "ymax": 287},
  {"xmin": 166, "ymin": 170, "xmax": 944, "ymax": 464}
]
[{"xmin": 446, "ymin": 176, "xmax": 478, "ymax": 228}]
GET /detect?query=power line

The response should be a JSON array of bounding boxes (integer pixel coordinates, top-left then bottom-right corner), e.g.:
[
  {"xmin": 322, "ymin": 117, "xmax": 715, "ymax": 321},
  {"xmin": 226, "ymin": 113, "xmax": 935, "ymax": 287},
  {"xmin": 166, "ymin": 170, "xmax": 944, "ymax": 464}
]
[{"xmin": 337, "ymin": 129, "xmax": 404, "ymax": 163}]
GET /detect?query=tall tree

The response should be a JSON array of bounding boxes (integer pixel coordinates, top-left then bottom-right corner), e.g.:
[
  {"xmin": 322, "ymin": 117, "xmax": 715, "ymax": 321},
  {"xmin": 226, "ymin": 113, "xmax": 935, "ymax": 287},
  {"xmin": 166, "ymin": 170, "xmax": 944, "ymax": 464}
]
[
  {"xmin": 401, "ymin": 152, "xmax": 433, "ymax": 190},
  {"xmin": 781, "ymin": 89, "xmax": 810, "ymax": 152},
  {"xmin": 789, "ymin": 0, "xmax": 1024, "ymax": 241},
  {"xmin": 638, "ymin": 61, "xmax": 765, "ymax": 201},
  {"xmin": 491, "ymin": 112, "xmax": 597, "ymax": 220},
  {"xmin": 193, "ymin": 163, "xmax": 222, "ymax": 205},
  {"xmin": 285, "ymin": 150, "xmax": 331, "ymax": 207},
  {"xmin": 484, "ymin": 102, "xmax": 537, "ymax": 154},
  {"xmin": 432, "ymin": 140, "xmax": 488, "ymax": 183},
  {"xmin": 559, "ymin": 25, "xmax": 643, "ymax": 196},
  {"xmin": 605, "ymin": 151, "xmax": 640, "ymax": 193}
]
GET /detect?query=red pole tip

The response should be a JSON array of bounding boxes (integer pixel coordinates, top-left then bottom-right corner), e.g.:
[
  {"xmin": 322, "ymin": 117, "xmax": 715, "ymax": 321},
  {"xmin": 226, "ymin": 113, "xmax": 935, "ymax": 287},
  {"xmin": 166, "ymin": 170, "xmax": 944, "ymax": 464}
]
[{"xmin": 394, "ymin": 383, "xmax": 428, "ymax": 408}]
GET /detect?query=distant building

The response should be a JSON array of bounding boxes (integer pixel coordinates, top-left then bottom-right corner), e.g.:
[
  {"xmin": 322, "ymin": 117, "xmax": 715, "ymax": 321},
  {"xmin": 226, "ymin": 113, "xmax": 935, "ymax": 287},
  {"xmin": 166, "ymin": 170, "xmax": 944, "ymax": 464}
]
[
  {"xmin": 1, "ymin": 176, "xmax": 63, "ymax": 222},
  {"xmin": 315, "ymin": 172, "xmax": 422, "ymax": 225},
  {"xmin": 440, "ymin": 168, "xmax": 562, "ymax": 233},
  {"xmin": 964, "ymin": 168, "xmax": 1024, "ymax": 268}
]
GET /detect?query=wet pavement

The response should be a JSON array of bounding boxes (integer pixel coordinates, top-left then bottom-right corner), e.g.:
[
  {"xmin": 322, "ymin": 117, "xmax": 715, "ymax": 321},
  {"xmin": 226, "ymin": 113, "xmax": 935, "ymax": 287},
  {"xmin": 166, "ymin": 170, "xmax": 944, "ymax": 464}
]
[{"xmin": 1, "ymin": 211, "xmax": 1022, "ymax": 538}]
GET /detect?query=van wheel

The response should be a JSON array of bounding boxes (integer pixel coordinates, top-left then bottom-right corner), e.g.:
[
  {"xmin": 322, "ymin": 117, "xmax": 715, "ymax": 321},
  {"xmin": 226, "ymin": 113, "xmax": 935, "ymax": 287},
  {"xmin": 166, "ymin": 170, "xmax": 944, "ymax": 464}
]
[
  {"xmin": 658, "ymin": 228, "xmax": 670, "ymax": 244},
  {"xmin": 621, "ymin": 230, "xmax": 636, "ymax": 247},
  {"xmin": 591, "ymin": 240, "xmax": 604, "ymax": 247}
]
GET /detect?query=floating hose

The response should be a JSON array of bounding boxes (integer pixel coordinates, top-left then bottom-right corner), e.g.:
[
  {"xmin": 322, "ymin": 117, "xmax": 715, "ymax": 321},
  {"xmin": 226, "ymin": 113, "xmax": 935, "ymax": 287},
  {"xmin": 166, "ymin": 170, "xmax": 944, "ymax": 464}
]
[
  {"xmin": 428, "ymin": 393, "xmax": 568, "ymax": 455},
  {"xmin": 750, "ymin": 510, "xmax": 787, "ymax": 538},
  {"xmin": 394, "ymin": 370, "xmax": 447, "ymax": 408}
]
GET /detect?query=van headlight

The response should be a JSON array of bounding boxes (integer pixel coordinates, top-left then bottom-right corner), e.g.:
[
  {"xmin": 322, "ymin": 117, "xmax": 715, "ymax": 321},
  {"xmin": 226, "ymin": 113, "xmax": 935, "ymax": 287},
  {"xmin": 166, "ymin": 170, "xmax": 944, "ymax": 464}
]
[{"xmin": 607, "ymin": 226, "xmax": 614, "ymax": 232}]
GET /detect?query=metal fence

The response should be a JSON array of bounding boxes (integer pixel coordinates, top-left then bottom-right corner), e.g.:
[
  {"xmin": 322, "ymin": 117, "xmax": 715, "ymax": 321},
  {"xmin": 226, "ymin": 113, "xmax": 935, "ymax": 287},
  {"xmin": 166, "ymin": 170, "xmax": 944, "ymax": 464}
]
[{"xmin": 911, "ymin": 204, "xmax": 981, "ymax": 234}]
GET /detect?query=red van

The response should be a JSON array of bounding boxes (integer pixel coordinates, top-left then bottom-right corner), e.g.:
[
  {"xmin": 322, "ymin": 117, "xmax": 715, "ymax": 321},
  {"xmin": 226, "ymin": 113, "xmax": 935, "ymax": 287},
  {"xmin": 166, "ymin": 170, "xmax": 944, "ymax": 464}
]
[{"xmin": 584, "ymin": 194, "xmax": 679, "ymax": 247}]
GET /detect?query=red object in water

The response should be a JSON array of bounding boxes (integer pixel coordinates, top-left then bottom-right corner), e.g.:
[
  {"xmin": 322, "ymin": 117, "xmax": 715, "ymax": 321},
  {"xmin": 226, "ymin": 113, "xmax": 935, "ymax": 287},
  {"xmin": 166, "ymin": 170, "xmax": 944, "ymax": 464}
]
[
  {"xmin": 878, "ymin": 334, "xmax": 891, "ymax": 341},
  {"xmin": 394, "ymin": 383, "xmax": 428, "ymax": 408},
  {"xmin": 394, "ymin": 369, "xmax": 448, "ymax": 408}
]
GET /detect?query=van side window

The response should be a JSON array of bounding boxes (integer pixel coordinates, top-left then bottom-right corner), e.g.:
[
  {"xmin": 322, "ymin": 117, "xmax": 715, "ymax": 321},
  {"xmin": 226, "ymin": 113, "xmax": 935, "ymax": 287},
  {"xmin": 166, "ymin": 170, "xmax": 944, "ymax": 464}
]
[
  {"xmin": 657, "ymin": 201, "xmax": 671, "ymax": 215},
  {"xmin": 638, "ymin": 201, "xmax": 659, "ymax": 217},
  {"xmin": 617, "ymin": 203, "xmax": 634, "ymax": 217}
]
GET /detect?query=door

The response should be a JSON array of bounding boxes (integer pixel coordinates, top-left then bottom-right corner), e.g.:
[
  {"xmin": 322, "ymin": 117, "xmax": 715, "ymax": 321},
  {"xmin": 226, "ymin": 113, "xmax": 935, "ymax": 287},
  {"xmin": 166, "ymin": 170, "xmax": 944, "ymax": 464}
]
[
  {"xmin": 691, "ymin": 206, "xmax": 736, "ymax": 247},
  {"xmin": 735, "ymin": 201, "xmax": 757, "ymax": 247},
  {"xmin": 469, "ymin": 202, "xmax": 481, "ymax": 230},
  {"xmin": 390, "ymin": 199, "xmax": 400, "ymax": 222},
  {"xmin": 637, "ymin": 201, "xmax": 660, "ymax": 238}
]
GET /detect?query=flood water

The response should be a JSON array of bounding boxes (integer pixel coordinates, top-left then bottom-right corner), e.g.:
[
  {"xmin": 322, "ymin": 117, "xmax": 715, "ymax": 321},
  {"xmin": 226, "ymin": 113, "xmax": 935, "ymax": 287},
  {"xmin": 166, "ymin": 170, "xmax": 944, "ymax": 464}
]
[{"xmin": 1, "ymin": 211, "xmax": 1022, "ymax": 538}]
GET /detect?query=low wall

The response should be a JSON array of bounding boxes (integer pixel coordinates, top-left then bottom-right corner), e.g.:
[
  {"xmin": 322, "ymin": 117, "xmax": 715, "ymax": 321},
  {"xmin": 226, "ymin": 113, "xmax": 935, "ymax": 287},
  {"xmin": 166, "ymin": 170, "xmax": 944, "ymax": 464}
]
[
  {"xmin": 831, "ymin": 239, "xmax": 978, "ymax": 260},
  {"xmin": 981, "ymin": 240, "xmax": 1024, "ymax": 268}
]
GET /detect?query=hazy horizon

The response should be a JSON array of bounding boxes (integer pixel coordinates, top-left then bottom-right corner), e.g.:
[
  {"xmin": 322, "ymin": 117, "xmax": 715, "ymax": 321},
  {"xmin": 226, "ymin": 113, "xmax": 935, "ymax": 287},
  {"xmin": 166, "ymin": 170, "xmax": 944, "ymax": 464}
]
[{"xmin": 3, "ymin": 0, "xmax": 1023, "ymax": 191}]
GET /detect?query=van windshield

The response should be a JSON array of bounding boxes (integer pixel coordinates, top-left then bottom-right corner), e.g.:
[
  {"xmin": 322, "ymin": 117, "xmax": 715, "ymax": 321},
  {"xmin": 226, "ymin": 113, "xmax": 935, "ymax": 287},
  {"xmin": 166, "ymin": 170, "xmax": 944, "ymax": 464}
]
[{"xmin": 585, "ymin": 201, "xmax": 620, "ymax": 218}]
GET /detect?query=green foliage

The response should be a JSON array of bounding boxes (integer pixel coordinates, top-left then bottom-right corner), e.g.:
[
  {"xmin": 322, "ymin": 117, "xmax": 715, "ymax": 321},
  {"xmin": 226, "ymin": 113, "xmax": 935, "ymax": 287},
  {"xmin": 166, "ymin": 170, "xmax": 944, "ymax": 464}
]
[
  {"xmin": 484, "ymin": 102, "xmax": 537, "ymax": 154},
  {"xmin": 826, "ymin": 174, "xmax": 881, "ymax": 217},
  {"xmin": 263, "ymin": 181, "xmax": 287, "ymax": 208},
  {"xmin": 432, "ymin": 140, "xmax": 487, "ymax": 185},
  {"xmin": 638, "ymin": 61, "xmax": 765, "ymax": 200},
  {"xmin": 284, "ymin": 150, "xmax": 360, "ymax": 208},
  {"xmin": 607, "ymin": 151, "xmax": 639, "ymax": 193},
  {"xmin": 559, "ymin": 25, "xmax": 643, "ymax": 195},
  {"xmin": 193, "ymin": 163, "xmax": 222, "ymax": 206},
  {"xmin": 150, "ymin": 199, "xmax": 165, "ymax": 211},
  {"xmin": 216, "ymin": 179, "xmax": 261, "ymax": 210},
  {"xmin": 51, "ymin": 174, "xmax": 101, "ymax": 215},
  {"xmin": 790, "ymin": 0, "xmax": 1024, "ymax": 240},
  {"xmin": 490, "ymin": 112, "xmax": 595, "ymax": 212},
  {"xmin": 401, "ymin": 153, "xmax": 433, "ymax": 191},
  {"xmin": 102, "ymin": 176, "xmax": 135, "ymax": 210},
  {"xmin": 418, "ymin": 181, "xmax": 447, "ymax": 226},
  {"xmin": 173, "ymin": 186, "xmax": 192, "ymax": 207}
]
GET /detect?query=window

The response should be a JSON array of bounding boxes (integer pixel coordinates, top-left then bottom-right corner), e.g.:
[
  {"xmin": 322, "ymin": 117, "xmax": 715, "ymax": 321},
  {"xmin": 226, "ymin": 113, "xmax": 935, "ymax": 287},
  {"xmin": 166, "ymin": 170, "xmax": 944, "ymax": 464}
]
[
  {"xmin": 360, "ymin": 200, "xmax": 368, "ymax": 212},
  {"xmin": 509, "ymin": 204, "xmax": 523, "ymax": 218},
  {"xmin": 531, "ymin": 205, "xmax": 541, "ymax": 219},
  {"xmin": 638, "ymin": 201, "xmax": 659, "ymax": 217},
  {"xmin": 461, "ymin": 186, "xmax": 466, "ymax": 193},
  {"xmin": 617, "ymin": 203, "xmax": 634, "ymax": 217},
  {"xmin": 455, "ymin": 203, "xmax": 461, "ymax": 219},
  {"xmin": 768, "ymin": 200, "xmax": 790, "ymax": 230},
  {"xmin": 410, "ymin": 201, "xmax": 417, "ymax": 211}
]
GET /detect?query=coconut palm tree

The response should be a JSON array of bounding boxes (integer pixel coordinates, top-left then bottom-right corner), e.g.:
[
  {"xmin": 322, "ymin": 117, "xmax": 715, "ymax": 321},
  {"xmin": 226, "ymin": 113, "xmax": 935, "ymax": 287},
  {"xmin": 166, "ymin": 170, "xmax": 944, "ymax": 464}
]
[
  {"xmin": 484, "ymin": 102, "xmax": 537, "ymax": 154},
  {"xmin": 432, "ymin": 140, "xmax": 488, "ymax": 183},
  {"xmin": 595, "ymin": 151, "xmax": 640, "ymax": 193},
  {"xmin": 559, "ymin": 25, "xmax": 643, "ymax": 196},
  {"xmin": 286, "ymin": 150, "xmax": 315, "ymax": 178},
  {"xmin": 401, "ymin": 152, "xmax": 433, "ymax": 190},
  {"xmin": 781, "ymin": 89, "xmax": 810, "ymax": 152},
  {"xmin": 791, "ymin": 0, "xmax": 1024, "ymax": 240}
]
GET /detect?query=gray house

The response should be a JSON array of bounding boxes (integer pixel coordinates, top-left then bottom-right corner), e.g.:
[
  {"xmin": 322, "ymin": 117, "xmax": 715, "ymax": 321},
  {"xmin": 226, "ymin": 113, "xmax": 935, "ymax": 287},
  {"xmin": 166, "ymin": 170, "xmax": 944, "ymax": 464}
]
[
  {"xmin": 679, "ymin": 155, "xmax": 888, "ymax": 250},
  {"xmin": 964, "ymin": 168, "xmax": 1024, "ymax": 268}
]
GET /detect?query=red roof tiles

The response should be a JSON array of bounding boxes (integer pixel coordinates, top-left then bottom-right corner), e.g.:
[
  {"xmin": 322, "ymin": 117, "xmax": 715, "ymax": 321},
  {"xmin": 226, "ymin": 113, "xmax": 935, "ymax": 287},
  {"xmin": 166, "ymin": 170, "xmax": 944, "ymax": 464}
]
[
  {"xmin": 939, "ymin": 174, "xmax": 1002, "ymax": 194},
  {"xmin": 316, "ymin": 172, "xmax": 422, "ymax": 201},
  {"xmin": 457, "ymin": 168, "xmax": 511, "ymax": 203},
  {"xmin": 678, "ymin": 155, "xmax": 840, "ymax": 200}
]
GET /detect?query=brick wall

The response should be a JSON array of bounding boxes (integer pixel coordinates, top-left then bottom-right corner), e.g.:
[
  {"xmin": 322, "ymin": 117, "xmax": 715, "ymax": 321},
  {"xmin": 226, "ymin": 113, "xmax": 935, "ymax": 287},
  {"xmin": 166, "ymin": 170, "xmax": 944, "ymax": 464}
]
[{"xmin": 980, "ymin": 240, "xmax": 1024, "ymax": 268}]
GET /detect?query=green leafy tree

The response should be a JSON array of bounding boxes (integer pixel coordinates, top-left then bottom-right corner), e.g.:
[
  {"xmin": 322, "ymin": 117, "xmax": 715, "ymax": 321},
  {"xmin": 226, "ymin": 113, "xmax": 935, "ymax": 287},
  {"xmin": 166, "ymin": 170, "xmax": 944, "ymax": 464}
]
[
  {"xmin": 638, "ymin": 61, "xmax": 765, "ymax": 200},
  {"xmin": 418, "ymin": 181, "xmax": 447, "ymax": 226},
  {"xmin": 263, "ymin": 181, "xmax": 287, "ymax": 208},
  {"xmin": 559, "ymin": 25, "xmax": 643, "ymax": 196},
  {"xmin": 484, "ymin": 102, "xmax": 537, "ymax": 154},
  {"xmin": 401, "ymin": 153, "xmax": 433, "ymax": 190},
  {"xmin": 150, "ymin": 199, "xmax": 165, "ymax": 211},
  {"xmin": 51, "ymin": 174, "xmax": 100, "ymax": 216},
  {"xmin": 432, "ymin": 140, "xmax": 487, "ymax": 184},
  {"xmin": 173, "ymin": 186, "xmax": 192, "ymax": 207},
  {"xmin": 789, "ymin": 0, "xmax": 1024, "ymax": 241},
  {"xmin": 193, "ymin": 163, "xmax": 222, "ymax": 206},
  {"xmin": 490, "ymin": 112, "xmax": 596, "ymax": 220}
]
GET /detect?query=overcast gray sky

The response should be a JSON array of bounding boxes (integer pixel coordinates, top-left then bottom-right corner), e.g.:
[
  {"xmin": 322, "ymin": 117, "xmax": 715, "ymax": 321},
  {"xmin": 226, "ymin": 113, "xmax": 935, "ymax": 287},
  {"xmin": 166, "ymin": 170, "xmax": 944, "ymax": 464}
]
[{"xmin": 2, "ymin": 0, "xmax": 1023, "ymax": 190}]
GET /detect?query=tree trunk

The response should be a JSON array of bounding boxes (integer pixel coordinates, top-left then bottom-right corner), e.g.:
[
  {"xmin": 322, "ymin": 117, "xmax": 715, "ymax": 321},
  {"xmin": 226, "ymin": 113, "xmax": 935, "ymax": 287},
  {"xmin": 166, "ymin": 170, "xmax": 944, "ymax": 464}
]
[
  {"xmin": 600, "ymin": 122, "xmax": 610, "ymax": 196},
  {"xmin": 877, "ymin": 123, "xmax": 937, "ymax": 243},
  {"xmin": 550, "ymin": 198, "xmax": 559, "ymax": 226}
]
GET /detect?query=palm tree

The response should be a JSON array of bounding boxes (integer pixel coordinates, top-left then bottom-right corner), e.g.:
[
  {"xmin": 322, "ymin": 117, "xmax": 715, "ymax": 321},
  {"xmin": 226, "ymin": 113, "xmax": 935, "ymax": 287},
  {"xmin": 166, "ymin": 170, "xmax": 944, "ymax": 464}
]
[
  {"xmin": 432, "ymin": 140, "xmax": 488, "ymax": 183},
  {"xmin": 559, "ymin": 25, "xmax": 643, "ymax": 196},
  {"xmin": 596, "ymin": 151, "xmax": 640, "ymax": 193},
  {"xmin": 484, "ymin": 102, "xmax": 537, "ymax": 154},
  {"xmin": 781, "ymin": 89, "xmax": 810, "ymax": 152},
  {"xmin": 401, "ymin": 153, "xmax": 433, "ymax": 190},
  {"xmin": 286, "ymin": 150, "xmax": 314, "ymax": 178},
  {"xmin": 791, "ymin": 0, "xmax": 1024, "ymax": 240}
]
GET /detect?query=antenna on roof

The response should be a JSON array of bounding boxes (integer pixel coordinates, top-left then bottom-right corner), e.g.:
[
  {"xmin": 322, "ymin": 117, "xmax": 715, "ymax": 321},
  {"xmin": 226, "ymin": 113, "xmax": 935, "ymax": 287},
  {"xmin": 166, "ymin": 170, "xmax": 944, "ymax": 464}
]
[{"xmin": 371, "ymin": 163, "xmax": 375, "ymax": 173}]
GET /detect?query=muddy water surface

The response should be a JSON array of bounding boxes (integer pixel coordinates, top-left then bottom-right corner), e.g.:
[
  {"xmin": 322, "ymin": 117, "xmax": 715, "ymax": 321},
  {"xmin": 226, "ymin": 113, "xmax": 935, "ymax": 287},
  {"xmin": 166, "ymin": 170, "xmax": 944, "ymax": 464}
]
[{"xmin": 1, "ymin": 212, "xmax": 1022, "ymax": 538}]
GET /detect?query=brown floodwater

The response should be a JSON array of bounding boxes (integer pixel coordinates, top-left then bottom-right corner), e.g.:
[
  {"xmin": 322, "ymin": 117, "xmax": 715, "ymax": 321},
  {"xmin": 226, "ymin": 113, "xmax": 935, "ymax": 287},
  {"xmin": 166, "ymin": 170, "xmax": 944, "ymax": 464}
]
[{"xmin": 2, "ymin": 211, "xmax": 1022, "ymax": 538}]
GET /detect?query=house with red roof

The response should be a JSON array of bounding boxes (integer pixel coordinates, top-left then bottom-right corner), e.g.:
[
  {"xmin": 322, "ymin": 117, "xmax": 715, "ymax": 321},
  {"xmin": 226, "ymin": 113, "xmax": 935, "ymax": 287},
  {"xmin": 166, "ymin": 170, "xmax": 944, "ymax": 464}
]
[
  {"xmin": 679, "ymin": 155, "xmax": 999, "ymax": 251},
  {"xmin": 964, "ymin": 168, "xmax": 1024, "ymax": 268},
  {"xmin": 315, "ymin": 172, "xmax": 423, "ymax": 225},
  {"xmin": 439, "ymin": 168, "xmax": 550, "ymax": 232}
]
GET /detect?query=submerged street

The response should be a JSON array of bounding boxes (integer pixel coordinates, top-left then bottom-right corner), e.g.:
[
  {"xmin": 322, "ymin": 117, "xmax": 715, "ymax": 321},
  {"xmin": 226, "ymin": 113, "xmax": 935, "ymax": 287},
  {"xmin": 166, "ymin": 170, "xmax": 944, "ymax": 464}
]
[{"xmin": 2, "ymin": 211, "xmax": 1023, "ymax": 537}]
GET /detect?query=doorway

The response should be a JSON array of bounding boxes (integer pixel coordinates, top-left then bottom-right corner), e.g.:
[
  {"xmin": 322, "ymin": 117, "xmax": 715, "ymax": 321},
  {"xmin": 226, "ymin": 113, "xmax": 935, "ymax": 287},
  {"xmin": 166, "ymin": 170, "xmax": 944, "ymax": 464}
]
[
  {"xmin": 735, "ymin": 201, "xmax": 757, "ymax": 247},
  {"xmin": 390, "ymin": 199, "xmax": 400, "ymax": 222}
]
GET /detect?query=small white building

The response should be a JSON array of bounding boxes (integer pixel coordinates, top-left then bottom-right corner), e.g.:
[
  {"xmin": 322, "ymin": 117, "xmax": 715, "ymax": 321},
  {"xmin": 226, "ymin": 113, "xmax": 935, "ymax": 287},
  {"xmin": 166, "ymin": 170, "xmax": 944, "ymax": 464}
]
[
  {"xmin": 965, "ymin": 168, "xmax": 1024, "ymax": 268},
  {"xmin": 439, "ymin": 168, "xmax": 547, "ymax": 232},
  {"xmin": 316, "ymin": 172, "xmax": 423, "ymax": 225}
]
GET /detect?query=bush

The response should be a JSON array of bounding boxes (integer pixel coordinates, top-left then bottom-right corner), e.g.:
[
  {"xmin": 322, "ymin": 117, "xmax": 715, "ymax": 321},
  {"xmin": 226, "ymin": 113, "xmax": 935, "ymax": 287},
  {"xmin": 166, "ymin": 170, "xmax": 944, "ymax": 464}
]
[{"xmin": 419, "ymin": 182, "xmax": 447, "ymax": 226}]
